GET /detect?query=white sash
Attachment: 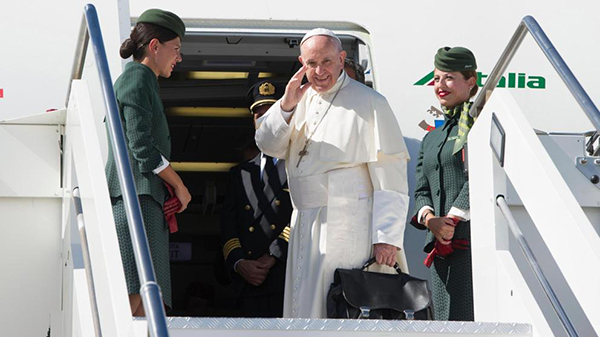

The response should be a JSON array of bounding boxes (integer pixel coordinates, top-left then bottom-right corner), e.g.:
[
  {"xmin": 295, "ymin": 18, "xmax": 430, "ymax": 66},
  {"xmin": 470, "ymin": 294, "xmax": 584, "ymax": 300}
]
[
  {"xmin": 288, "ymin": 165, "xmax": 373, "ymax": 211},
  {"xmin": 288, "ymin": 165, "xmax": 374, "ymax": 265}
]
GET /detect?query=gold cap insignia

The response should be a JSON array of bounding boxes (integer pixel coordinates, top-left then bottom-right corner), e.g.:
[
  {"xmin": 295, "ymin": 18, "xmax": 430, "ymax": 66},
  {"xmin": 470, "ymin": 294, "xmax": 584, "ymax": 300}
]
[{"xmin": 259, "ymin": 82, "xmax": 276, "ymax": 96}]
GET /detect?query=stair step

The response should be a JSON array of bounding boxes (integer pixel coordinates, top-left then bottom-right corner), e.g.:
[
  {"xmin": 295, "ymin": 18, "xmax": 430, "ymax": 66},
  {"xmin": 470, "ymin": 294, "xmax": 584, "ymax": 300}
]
[{"xmin": 133, "ymin": 317, "xmax": 531, "ymax": 336}]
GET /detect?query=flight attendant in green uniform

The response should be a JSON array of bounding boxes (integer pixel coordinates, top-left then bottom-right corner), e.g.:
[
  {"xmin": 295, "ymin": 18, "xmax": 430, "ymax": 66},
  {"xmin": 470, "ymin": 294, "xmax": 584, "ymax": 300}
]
[
  {"xmin": 105, "ymin": 9, "xmax": 191, "ymax": 316},
  {"xmin": 411, "ymin": 47, "xmax": 478, "ymax": 321}
]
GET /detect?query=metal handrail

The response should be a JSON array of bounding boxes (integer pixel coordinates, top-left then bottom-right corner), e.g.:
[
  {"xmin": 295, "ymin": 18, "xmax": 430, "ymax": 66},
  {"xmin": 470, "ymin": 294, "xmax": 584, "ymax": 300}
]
[
  {"xmin": 66, "ymin": 15, "xmax": 90, "ymax": 106},
  {"xmin": 471, "ymin": 15, "xmax": 600, "ymax": 134},
  {"xmin": 496, "ymin": 195, "xmax": 578, "ymax": 337},
  {"xmin": 73, "ymin": 187, "xmax": 102, "ymax": 337},
  {"xmin": 79, "ymin": 4, "xmax": 169, "ymax": 337}
]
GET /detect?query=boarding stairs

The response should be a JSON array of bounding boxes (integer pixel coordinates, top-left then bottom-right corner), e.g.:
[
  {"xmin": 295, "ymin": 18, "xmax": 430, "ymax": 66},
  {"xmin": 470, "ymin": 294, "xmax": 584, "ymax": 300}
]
[
  {"xmin": 2, "ymin": 4, "xmax": 599, "ymax": 337},
  {"xmin": 466, "ymin": 15, "xmax": 600, "ymax": 337}
]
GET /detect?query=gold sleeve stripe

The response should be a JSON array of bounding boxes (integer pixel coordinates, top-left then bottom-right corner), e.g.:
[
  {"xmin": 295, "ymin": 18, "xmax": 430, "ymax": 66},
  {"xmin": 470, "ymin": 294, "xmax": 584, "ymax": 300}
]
[
  {"xmin": 223, "ymin": 238, "xmax": 240, "ymax": 251},
  {"xmin": 278, "ymin": 227, "xmax": 291, "ymax": 242},
  {"xmin": 224, "ymin": 239, "xmax": 241, "ymax": 252},
  {"xmin": 223, "ymin": 238, "xmax": 242, "ymax": 260}
]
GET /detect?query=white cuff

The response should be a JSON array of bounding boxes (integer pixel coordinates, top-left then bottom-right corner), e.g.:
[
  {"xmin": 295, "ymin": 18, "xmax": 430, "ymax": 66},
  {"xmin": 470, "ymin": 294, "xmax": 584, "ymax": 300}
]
[
  {"xmin": 418, "ymin": 206, "xmax": 434, "ymax": 224},
  {"xmin": 280, "ymin": 103, "xmax": 295, "ymax": 124},
  {"xmin": 153, "ymin": 155, "xmax": 170, "ymax": 174},
  {"xmin": 255, "ymin": 110, "xmax": 268, "ymax": 128},
  {"xmin": 372, "ymin": 190, "xmax": 409, "ymax": 249},
  {"xmin": 255, "ymin": 100, "xmax": 294, "ymax": 159},
  {"xmin": 449, "ymin": 207, "xmax": 470, "ymax": 221},
  {"xmin": 233, "ymin": 259, "xmax": 243, "ymax": 273}
]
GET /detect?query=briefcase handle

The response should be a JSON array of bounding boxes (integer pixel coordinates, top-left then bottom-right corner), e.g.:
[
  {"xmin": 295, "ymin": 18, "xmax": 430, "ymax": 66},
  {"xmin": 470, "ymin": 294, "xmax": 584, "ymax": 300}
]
[{"xmin": 361, "ymin": 257, "xmax": 403, "ymax": 274}]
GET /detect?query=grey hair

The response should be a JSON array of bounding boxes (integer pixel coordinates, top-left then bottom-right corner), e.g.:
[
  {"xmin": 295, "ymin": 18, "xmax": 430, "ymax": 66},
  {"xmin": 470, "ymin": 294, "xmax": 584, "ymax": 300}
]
[{"xmin": 329, "ymin": 36, "xmax": 343, "ymax": 52}]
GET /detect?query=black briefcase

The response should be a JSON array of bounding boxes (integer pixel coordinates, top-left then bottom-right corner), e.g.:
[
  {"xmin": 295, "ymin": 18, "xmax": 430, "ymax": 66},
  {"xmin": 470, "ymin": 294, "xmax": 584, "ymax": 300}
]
[{"xmin": 326, "ymin": 258, "xmax": 434, "ymax": 320}]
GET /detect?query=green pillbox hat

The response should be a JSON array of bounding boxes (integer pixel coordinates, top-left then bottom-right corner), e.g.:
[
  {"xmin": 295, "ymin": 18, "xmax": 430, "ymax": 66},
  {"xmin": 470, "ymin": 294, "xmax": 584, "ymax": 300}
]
[
  {"xmin": 434, "ymin": 46, "xmax": 477, "ymax": 72},
  {"xmin": 137, "ymin": 9, "xmax": 186, "ymax": 39}
]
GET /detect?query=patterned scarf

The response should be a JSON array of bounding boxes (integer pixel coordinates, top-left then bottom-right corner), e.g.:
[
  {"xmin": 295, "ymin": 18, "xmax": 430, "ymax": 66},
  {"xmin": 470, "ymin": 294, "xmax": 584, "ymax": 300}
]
[{"xmin": 443, "ymin": 101, "xmax": 475, "ymax": 155}]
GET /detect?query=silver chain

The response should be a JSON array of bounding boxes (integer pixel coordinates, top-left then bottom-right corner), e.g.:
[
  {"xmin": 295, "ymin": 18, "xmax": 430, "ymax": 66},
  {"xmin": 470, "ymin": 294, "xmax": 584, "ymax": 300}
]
[{"xmin": 296, "ymin": 73, "xmax": 347, "ymax": 168}]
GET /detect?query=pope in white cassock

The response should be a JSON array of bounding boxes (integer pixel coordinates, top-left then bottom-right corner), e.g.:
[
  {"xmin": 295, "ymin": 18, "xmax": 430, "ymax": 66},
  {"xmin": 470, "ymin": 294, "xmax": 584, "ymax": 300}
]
[{"xmin": 255, "ymin": 28, "xmax": 410, "ymax": 318}]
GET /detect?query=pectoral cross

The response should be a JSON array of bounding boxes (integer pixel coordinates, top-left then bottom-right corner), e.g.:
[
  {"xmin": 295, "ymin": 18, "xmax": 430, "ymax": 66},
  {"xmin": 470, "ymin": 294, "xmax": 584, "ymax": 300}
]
[{"xmin": 296, "ymin": 141, "xmax": 309, "ymax": 168}]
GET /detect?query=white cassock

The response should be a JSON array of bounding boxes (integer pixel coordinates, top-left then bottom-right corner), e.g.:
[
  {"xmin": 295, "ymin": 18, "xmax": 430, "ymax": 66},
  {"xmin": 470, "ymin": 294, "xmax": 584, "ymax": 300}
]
[{"xmin": 255, "ymin": 71, "xmax": 410, "ymax": 318}]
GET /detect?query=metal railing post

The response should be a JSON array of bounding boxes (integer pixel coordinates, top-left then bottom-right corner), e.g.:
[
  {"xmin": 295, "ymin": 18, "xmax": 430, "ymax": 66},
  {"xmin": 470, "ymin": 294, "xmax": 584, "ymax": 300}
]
[
  {"xmin": 66, "ymin": 15, "xmax": 90, "ymax": 107},
  {"xmin": 72, "ymin": 187, "xmax": 102, "ymax": 337},
  {"xmin": 496, "ymin": 195, "xmax": 578, "ymax": 337},
  {"xmin": 81, "ymin": 4, "xmax": 169, "ymax": 336}
]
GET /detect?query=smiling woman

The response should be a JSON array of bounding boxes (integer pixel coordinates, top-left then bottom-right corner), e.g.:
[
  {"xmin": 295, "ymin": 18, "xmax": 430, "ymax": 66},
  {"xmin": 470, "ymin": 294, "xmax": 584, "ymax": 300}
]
[
  {"xmin": 106, "ymin": 8, "xmax": 192, "ymax": 317},
  {"xmin": 433, "ymin": 69, "xmax": 477, "ymax": 109},
  {"xmin": 119, "ymin": 11, "xmax": 183, "ymax": 78},
  {"xmin": 410, "ymin": 46, "xmax": 479, "ymax": 322}
]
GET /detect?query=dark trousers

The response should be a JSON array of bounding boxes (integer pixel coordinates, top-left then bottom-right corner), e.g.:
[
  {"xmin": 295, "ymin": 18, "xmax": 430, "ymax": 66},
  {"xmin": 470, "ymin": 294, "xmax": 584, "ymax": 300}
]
[{"xmin": 240, "ymin": 292, "xmax": 284, "ymax": 318}]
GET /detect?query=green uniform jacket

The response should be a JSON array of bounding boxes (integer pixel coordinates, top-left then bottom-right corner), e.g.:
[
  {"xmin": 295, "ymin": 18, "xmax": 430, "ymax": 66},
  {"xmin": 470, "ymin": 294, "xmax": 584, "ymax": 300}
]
[
  {"xmin": 412, "ymin": 113, "xmax": 469, "ymax": 243},
  {"xmin": 411, "ymin": 113, "xmax": 474, "ymax": 321},
  {"xmin": 106, "ymin": 62, "xmax": 171, "ymax": 206}
]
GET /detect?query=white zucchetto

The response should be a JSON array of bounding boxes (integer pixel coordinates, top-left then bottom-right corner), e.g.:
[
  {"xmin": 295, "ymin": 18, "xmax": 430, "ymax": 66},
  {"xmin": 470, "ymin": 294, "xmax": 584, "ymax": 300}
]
[{"xmin": 300, "ymin": 28, "xmax": 341, "ymax": 46}]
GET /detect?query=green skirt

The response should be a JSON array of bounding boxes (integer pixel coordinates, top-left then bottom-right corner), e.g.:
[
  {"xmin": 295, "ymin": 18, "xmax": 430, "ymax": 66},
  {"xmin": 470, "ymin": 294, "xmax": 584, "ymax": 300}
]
[
  {"xmin": 430, "ymin": 248, "xmax": 473, "ymax": 321},
  {"xmin": 112, "ymin": 195, "xmax": 172, "ymax": 309},
  {"xmin": 427, "ymin": 220, "xmax": 474, "ymax": 321}
]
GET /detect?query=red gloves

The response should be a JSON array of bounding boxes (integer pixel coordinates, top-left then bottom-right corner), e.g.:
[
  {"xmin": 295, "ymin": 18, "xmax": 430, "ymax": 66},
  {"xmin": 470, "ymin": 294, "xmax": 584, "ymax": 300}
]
[
  {"xmin": 164, "ymin": 182, "xmax": 181, "ymax": 233},
  {"xmin": 423, "ymin": 218, "xmax": 469, "ymax": 268}
]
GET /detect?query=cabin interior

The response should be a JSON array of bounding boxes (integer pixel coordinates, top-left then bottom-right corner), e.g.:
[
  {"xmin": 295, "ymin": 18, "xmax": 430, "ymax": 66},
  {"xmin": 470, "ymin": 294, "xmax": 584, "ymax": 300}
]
[{"xmin": 156, "ymin": 31, "xmax": 371, "ymax": 316}]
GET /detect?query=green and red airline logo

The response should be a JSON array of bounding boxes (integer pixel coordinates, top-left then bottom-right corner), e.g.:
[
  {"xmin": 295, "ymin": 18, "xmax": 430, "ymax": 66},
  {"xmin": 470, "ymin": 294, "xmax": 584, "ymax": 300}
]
[{"xmin": 414, "ymin": 71, "xmax": 546, "ymax": 89}]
